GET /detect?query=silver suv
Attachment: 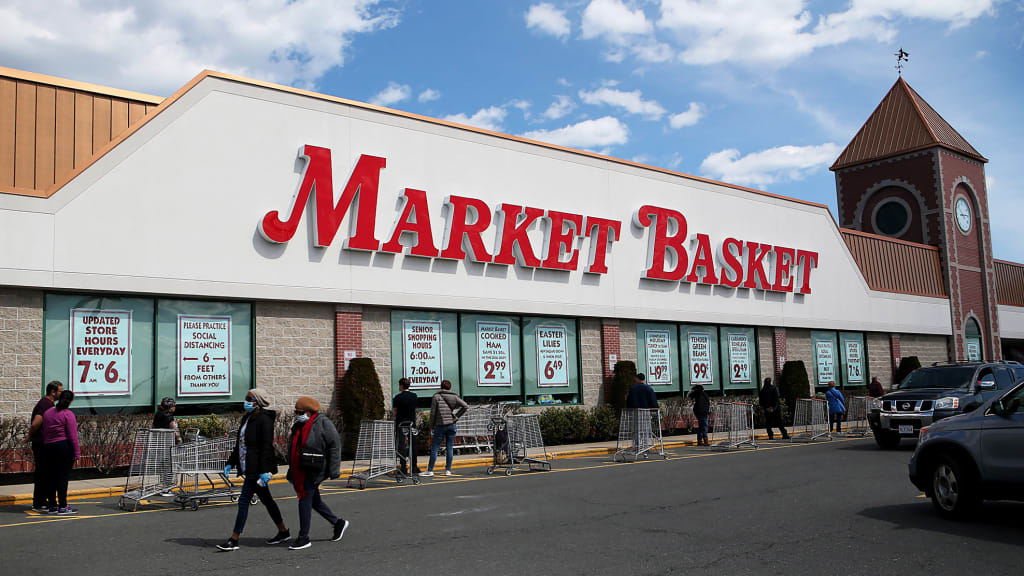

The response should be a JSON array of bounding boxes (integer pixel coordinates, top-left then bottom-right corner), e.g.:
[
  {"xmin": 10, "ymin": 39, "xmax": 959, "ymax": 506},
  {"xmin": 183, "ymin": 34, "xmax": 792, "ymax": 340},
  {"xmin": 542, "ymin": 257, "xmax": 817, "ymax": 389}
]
[{"xmin": 908, "ymin": 381, "xmax": 1024, "ymax": 519}]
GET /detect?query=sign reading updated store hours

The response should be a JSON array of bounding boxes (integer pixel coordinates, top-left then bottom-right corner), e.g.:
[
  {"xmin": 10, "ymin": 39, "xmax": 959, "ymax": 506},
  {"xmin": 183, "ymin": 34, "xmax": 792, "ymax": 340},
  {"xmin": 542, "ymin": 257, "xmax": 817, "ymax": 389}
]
[{"xmin": 259, "ymin": 146, "xmax": 820, "ymax": 294}]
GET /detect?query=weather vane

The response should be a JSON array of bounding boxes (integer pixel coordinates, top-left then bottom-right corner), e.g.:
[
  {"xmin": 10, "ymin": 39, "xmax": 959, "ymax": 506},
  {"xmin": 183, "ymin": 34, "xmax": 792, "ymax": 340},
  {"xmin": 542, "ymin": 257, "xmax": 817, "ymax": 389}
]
[{"xmin": 895, "ymin": 48, "xmax": 909, "ymax": 75}]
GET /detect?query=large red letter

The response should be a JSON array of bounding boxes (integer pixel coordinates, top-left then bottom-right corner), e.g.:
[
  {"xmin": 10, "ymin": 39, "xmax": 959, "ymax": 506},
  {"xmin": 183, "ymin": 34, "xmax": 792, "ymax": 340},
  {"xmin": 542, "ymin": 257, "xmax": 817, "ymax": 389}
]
[
  {"xmin": 493, "ymin": 204, "xmax": 544, "ymax": 267},
  {"xmin": 584, "ymin": 216, "xmax": 621, "ymax": 274},
  {"xmin": 542, "ymin": 211, "xmax": 584, "ymax": 270},
  {"xmin": 634, "ymin": 205, "xmax": 688, "ymax": 281},
  {"xmin": 718, "ymin": 237, "xmax": 744, "ymax": 288},
  {"xmin": 771, "ymin": 246, "xmax": 796, "ymax": 292},
  {"xmin": 440, "ymin": 195, "xmax": 493, "ymax": 262},
  {"xmin": 742, "ymin": 242, "xmax": 773, "ymax": 289},
  {"xmin": 796, "ymin": 249, "xmax": 819, "ymax": 294},
  {"xmin": 259, "ymin": 146, "xmax": 384, "ymax": 250},
  {"xmin": 380, "ymin": 188, "xmax": 439, "ymax": 257},
  {"xmin": 685, "ymin": 233, "xmax": 719, "ymax": 285}
]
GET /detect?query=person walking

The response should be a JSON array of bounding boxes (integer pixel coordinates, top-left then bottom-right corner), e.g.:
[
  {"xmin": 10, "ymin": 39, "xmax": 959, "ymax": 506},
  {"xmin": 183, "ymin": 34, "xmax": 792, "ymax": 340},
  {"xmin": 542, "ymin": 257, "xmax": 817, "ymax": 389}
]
[
  {"xmin": 27, "ymin": 381, "xmax": 62, "ymax": 512},
  {"xmin": 867, "ymin": 377, "xmax": 885, "ymax": 398},
  {"xmin": 217, "ymin": 389, "xmax": 289, "ymax": 551},
  {"xmin": 688, "ymin": 384, "xmax": 711, "ymax": 446},
  {"xmin": 40, "ymin": 390, "xmax": 79, "ymax": 515},
  {"xmin": 758, "ymin": 378, "xmax": 789, "ymax": 440},
  {"xmin": 285, "ymin": 396, "xmax": 348, "ymax": 550},
  {"xmin": 392, "ymin": 378, "xmax": 420, "ymax": 475},
  {"xmin": 626, "ymin": 373, "xmax": 657, "ymax": 409},
  {"xmin": 153, "ymin": 397, "xmax": 182, "ymax": 443},
  {"xmin": 825, "ymin": 382, "xmax": 846, "ymax": 434},
  {"xmin": 421, "ymin": 379, "xmax": 467, "ymax": 477}
]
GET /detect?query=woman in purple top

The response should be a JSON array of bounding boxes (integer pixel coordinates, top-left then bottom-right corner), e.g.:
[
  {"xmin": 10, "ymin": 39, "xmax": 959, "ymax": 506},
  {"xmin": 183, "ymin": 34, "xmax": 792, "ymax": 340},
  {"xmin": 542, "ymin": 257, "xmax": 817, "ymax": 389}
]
[{"xmin": 41, "ymin": 390, "xmax": 80, "ymax": 515}]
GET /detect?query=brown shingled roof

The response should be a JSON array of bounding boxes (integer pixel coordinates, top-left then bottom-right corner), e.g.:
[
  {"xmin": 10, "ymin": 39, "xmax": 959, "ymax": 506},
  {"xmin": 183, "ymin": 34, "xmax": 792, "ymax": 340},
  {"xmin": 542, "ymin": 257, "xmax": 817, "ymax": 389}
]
[{"xmin": 831, "ymin": 77, "xmax": 985, "ymax": 170}]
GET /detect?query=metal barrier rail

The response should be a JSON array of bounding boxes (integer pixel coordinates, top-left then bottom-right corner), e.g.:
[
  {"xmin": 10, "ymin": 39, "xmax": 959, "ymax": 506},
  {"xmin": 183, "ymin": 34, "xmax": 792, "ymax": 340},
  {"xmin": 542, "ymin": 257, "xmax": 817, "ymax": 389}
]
[
  {"xmin": 487, "ymin": 413, "xmax": 551, "ymax": 476},
  {"xmin": 613, "ymin": 408, "xmax": 668, "ymax": 462},
  {"xmin": 790, "ymin": 398, "xmax": 831, "ymax": 442},
  {"xmin": 119, "ymin": 429, "xmax": 176, "ymax": 511},
  {"xmin": 347, "ymin": 420, "xmax": 399, "ymax": 489},
  {"xmin": 837, "ymin": 396, "xmax": 873, "ymax": 437},
  {"xmin": 709, "ymin": 402, "xmax": 758, "ymax": 450}
]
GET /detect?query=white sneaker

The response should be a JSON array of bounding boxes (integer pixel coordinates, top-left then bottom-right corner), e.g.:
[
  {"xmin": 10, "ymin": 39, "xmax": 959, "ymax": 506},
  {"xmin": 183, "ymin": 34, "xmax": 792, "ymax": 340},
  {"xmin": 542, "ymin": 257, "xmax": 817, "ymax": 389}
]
[
  {"xmin": 419, "ymin": 470, "xmax": 434, "ymax": 477},
  {"xmin": 444, "ymin": 469, "xmax": 453, "ymax": 476}
]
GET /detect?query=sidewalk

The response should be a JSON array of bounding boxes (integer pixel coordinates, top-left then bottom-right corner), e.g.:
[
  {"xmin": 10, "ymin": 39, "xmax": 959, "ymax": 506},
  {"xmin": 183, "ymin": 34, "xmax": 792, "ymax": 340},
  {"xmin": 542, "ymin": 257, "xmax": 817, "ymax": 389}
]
[{"xmin": 0, "ymin": 432, "xmax": 723, "ymax": 506}]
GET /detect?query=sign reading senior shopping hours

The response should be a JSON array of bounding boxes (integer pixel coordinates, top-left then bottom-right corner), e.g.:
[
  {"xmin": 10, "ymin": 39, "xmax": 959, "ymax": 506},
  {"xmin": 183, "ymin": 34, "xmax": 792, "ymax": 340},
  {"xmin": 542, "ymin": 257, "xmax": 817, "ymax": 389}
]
[
  {"xmin": 845, "ymin": 340, "xmax": 863, "ymax": 383},
  {"xmin": 727, "ymin": 333, "xmax": 751, "ymax": 383},
  {"xmin": 688, "ymin": 333, "xmax": 713, "ymax": 385},
  {"xmin": 644, "ymin": 330, "xmax": 672, "ymax": 385},
  {"xmin": 477, "ymin": 321, "xmax": 512, "ymax": 386},
  {"xmin": 816, "ymin": 341, "xmax": 836, "ymax": 384},
  {"xmin": 403, "ymin": 320, "xmax": 443, "ymax": 389},
  {"xmin": 178, "ymin": 315, "xmax": 232, "ymax": 396},
  {"xmin": 70, "ymin": 309, "xmax": 132, "ymax": 396},
  {"xmin": 536, "ymin": 325, "xmax": 569, "ymax": 387}
]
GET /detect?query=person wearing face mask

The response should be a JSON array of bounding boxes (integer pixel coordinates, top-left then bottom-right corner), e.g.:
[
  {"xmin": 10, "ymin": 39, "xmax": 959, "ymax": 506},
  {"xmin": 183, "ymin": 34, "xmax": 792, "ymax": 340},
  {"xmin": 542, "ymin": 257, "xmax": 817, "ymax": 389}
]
[
  {"xmin": 285, "ymin": 397, "xmax": 347, "ymax": 550},
  {"xmin": 217, "ymin": 388, "xmax": 289, "ymax": 551}
]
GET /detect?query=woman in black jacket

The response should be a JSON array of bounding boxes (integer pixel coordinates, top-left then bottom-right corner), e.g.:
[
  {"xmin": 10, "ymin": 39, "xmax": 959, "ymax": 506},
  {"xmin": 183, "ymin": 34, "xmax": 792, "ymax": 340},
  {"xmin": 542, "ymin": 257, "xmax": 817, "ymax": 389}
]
[
  {"xmin": 217, "ymin": 389, "xmax": 290, "ymax": 551},
  {"xmin": 285, "ymin": 396, "xmax": 347, "ymax": 550},
  {"xmin": 688, "ymin": 384, "xmax": 711, "ymax": 446}
]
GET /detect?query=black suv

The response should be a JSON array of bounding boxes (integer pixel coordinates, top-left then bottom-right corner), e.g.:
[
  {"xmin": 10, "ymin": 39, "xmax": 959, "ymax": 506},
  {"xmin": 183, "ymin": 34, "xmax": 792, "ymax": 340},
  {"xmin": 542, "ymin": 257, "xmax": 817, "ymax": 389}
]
[{"xmin": 869, "ymin": 362, "xmax": 1024, "ymax": 449}]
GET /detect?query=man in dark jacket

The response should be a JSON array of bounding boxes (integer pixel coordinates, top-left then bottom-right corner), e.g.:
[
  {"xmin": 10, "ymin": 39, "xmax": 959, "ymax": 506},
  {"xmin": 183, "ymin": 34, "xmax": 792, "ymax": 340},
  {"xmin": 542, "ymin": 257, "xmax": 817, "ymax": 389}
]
[
  {"xmin": 626, "ymin": 373, "xmax": 658, "ymax": 409},
  {"xmin": 218, "ymin": 388, "xmax": 289, "ymax": 551},
  {"xmin": 27, "ymin": 381, "xmax": 62, "ymax": 512},
  {"xmin": 285, "ymin": 396, "xmax": 347, "ymax": 550},
  {"xmin": 392, "ymin": 378, "xmax": 419, "ymax": 475},
  {"xmin": 152, "ymin": 397, "xmax": 181, "ymax": 443},
  {"xmin": 688, "ymin": 384, "xmax": 711, "ymax": 446},
  {"xmin": 758, "ymin": 378, "xmax": 789, "ymax": 440}
]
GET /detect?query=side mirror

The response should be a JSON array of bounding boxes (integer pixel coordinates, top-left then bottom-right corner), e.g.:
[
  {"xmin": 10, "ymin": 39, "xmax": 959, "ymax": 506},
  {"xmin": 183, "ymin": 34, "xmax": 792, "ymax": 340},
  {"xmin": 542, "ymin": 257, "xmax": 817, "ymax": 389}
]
[
  {"xmin": 989, "ymin": 400, "xmax": 1004, "ymax": 417},
  {"xmin": 979, "ymin": 380, "xmax": 996, "ymax": 391}
]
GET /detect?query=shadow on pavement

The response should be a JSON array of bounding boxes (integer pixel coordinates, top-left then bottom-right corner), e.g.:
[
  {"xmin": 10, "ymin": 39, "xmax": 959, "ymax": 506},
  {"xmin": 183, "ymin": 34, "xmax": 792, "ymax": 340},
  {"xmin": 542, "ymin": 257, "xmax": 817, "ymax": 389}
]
[
  {"xmin": 838, "ymin": 441, "xmax": 916, "ymax": 452},
  {"xmin": 166, "ymin": 536, "xmax": 266, "ymax": 549},
  {"xmin": 858, "ymin": 501, "xmax": 1024, "ymax": 545}
]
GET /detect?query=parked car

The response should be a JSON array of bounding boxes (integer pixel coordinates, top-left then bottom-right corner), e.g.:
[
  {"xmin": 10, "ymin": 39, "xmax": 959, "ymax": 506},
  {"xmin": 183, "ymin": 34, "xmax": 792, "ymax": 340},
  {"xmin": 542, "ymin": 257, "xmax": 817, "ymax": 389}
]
[
  {"xmin": 868, "ymin": 362, "xmax": 1024, "ymax": 449},
  {"xmin": 908, "ymin": 380, "xmax": 1024, "ymax": 518}
]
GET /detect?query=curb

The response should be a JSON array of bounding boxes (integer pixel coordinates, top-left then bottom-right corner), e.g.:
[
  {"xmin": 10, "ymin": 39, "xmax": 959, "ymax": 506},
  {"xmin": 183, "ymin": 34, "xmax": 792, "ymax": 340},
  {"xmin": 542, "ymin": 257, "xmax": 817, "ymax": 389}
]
[{"xmin": 0, "ymin": 433, "xmax": 820, "ymax": 507}]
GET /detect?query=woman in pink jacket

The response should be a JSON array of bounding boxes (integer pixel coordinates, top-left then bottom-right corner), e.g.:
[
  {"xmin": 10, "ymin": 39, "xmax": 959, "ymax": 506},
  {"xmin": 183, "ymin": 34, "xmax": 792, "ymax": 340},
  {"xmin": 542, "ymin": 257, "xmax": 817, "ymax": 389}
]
[{"xmin": 41, "ymin": 390, "xmax": 80, "ymax": 515}]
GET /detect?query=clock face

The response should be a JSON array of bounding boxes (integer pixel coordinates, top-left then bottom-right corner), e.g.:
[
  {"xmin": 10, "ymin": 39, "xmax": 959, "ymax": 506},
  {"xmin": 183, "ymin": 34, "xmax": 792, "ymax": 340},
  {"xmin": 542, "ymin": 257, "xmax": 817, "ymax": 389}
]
[{"xmin": 955, "ymin": 197, "xmax": 972, "ymax": 233}]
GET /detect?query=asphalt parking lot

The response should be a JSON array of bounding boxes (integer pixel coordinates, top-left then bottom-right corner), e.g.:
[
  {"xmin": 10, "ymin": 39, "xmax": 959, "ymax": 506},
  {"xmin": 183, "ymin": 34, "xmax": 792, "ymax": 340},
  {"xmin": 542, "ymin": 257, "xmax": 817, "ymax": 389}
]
[{"xmin": 2, "ymin": 438, "xmax": 1021, "ymax": 576}]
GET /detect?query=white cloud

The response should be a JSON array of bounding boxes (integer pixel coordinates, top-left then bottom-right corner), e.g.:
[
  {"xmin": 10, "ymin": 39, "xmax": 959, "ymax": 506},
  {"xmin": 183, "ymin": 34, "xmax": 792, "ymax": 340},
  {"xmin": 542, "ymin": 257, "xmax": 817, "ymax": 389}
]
[
  {"xmin": 581, "ymin": 0, "xmax": 654, "ymax": 43},
  {"xmin": 444, "ymin": 106, "xmax": 508, "ymax": 132},
  {"xmin": 526, "ymin": 3, "xmax": 571, "ymax": 38},
  {"xmin": 418, "ymin": 88, "xmax": 441, "ymax": 102},
  {"xmin": 0, "ymin": 0, "xmax": 401, "ymax": 95},
  {"xmin": 369, "ymin": 82, "xmax": 412, "ymax": 106},
  {"xmin": 631, "ymin": 41, "xmax": 675, "ymax": 62},
  {"xmin": 699, "ymin": 142, "xmax": 841, "ymax": 188},
  {"xmin": 668, "ymin": 102, "xmax": 704, "ymax": 128},
  {"xmin": 557, "ymin": 77, "xmax": 572, "ymax": 87},
  {"xmin": 579, "ymin": 87, "xmax": 666, "ymax": 119},
  {"xmin": 544, "ymin": 95, "xmax": 576, "ymax": 119},
  {"xmin": 667, "ymin": 152, "xmax": 683, "ymax": 169},
  {"xmin": 522, "ymin": 116, "xmax": 630, "ymax": 149}
]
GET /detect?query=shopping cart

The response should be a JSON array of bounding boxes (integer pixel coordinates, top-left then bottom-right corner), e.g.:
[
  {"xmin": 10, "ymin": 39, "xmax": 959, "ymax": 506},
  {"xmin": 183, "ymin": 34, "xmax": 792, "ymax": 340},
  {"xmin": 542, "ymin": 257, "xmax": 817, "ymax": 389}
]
[
  {"xmin": 395, "ymin": 421, "xmax": 420, "ymax": 485},
  {"xmin": 708, "ymin": 402, "xmax": 758, "ymax": 450},
  {"xmin": 487, "ymin": 405, "xmax": 551, "ymax": 476},
  {"xmin": 171, "ymin": 432, "xmax": 240, "ymax": 510},
  {"xmin": 119, "ymin": 428, "xmax": 176, "ymax": 511},
  {"xmin": 347, "ymin": 420, "xmax": 399, "ymax": 489},
  {"xmin": 613, "ymin": 408, "xmax": 668, "ymax": 461}
]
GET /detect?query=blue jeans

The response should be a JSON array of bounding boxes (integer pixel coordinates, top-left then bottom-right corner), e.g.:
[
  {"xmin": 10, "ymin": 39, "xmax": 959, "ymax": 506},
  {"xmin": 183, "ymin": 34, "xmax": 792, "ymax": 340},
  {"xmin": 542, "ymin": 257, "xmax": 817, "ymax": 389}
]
[
  {"xmin": 232, "ymin": 473, "xmax": 284, "ymax": 535},
  {"xmin": 297, "ymin": 478, "xmax": 339, "ymax": 538},
  {"xmin": 428, "ymin": 423, "xmax": 457, "ymax": 471},
  {"xmin": 696, "ymin": 415, "xmax": 709, "ymax": 441}
]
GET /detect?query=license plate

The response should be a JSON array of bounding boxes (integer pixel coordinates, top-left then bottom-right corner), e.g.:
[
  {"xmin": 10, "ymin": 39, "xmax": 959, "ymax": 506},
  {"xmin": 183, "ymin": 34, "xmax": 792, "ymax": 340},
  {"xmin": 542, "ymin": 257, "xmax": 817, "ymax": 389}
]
[{"xmin": 898, "ymin": 425, "xmax": 914, "ymax": 435}]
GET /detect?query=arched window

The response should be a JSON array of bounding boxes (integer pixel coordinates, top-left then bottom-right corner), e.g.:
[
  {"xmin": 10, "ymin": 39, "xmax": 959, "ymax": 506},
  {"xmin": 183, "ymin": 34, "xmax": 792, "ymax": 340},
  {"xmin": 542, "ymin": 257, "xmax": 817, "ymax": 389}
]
[{"xmin": 965, "ymin": 318, "xmax": 983, "ymax": 362}]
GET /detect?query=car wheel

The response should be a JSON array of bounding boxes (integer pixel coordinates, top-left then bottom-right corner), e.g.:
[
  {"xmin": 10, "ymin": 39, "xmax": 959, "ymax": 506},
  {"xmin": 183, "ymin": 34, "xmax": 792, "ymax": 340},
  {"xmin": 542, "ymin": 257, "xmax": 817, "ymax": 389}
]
[
  {"xmin": 930, "ymin": 454, "xmax": 978, "ymax": 520},
  {"xmin": 873, "ymin": 430, "xmax": 900, "ymax": 450}
]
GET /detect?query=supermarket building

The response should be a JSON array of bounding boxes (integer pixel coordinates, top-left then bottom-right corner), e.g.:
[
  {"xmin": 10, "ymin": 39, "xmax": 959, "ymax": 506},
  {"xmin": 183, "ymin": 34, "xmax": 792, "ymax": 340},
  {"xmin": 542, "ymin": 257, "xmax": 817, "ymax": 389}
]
[{"xmin": 1, "ymin": 65, "xmax": 1023, "ymax": 418}]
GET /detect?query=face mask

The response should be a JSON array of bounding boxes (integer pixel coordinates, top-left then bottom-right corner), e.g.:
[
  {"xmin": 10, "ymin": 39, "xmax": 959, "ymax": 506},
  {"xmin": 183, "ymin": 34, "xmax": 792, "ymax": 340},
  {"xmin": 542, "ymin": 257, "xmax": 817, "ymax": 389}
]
[
  {"xmin": 243, "ymin": 401, "xmax": 255, "ymax": 412},
  {"xmin": 295, "ymin": 413, "xmax": 310, "ymax": 423}
]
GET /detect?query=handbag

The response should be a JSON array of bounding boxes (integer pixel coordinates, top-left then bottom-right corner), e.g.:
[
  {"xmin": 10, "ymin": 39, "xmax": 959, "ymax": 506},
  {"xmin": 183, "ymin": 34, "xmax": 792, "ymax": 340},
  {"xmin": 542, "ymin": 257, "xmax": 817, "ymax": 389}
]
[{"xmin": 300, "ymin": 449, "xmax": 324, "ymax": 470}]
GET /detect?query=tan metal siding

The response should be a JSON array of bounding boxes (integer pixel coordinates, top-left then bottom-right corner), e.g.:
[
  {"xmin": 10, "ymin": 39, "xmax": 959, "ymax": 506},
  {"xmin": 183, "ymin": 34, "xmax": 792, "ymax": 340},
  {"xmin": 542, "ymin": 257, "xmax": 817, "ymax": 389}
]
[
  {"xmin": 0, "ymin": 78, "xmax": 15, "ymax": 186},
  {"xmin": 14, "ymin": 82, "xmax": 35, "ymax": 189},
  {"xmin": 54, "ymin": 88, "xmax": 75, "ymax": 179},
  {"xmin": 996, "ymin": 261, "xmax": 1024, "ymax": 307},
  {"xmin": 841, "ymin": 230, "xmax": 946, "ymax": 297}
]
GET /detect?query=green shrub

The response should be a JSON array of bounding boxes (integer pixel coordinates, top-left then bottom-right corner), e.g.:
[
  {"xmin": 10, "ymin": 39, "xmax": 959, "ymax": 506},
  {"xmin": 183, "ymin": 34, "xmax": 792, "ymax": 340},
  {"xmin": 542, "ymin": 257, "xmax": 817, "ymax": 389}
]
[
  {"xmin": 778, "ymin": 360, "xmax": 810, "ymax": 424},
  {"xmin": 338, "ymin": 358, "xmax": 385, "ymax": 454},
  {"xmin": 180, "ymin": 414, "xmax": 229, "ymax": 439},
  {"xmin": 608, "ymin": 360, "xmax": 636, "ymax": 411},
  {"xmin": 659, "ymin": 396, "xmax": 688, "ymax": 432},
  {"xmin": 538, "ymin": 406, "xmax": 589, "ymax": 445},
  {"xmin": 587, "ymin": 404, "xmax": 619, "ymax": 441},
  {"xmin": 893, "ymin": 356, "xmax": 921, "ymax": 387}
]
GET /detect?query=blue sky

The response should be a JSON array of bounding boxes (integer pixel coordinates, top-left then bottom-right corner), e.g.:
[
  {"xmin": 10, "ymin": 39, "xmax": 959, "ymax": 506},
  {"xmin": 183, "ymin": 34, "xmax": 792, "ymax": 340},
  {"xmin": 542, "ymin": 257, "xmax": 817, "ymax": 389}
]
[{"xmin": 2, "ymin": 1, "xmax": 1022, "ymax": 259}]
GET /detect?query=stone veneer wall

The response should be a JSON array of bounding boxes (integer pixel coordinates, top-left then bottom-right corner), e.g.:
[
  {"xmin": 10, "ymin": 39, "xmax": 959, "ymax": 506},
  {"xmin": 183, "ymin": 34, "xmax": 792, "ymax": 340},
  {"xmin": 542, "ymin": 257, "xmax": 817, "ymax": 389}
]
[
  {"xmin": 866, "ymin": 333, "xmax": 894, "ymax": 388},
  {"xmin": 254, "ymin": 301, "xmax": 334, "ymax": 413},
  {"xmin": 0, "ymin": 289, "xmax": 43, "ymax": 420},
  {"xmin": 360, "ymin": 306, "xmax": 392, "ymax": 404},
  {"xmin": 619, "ymin": 319, "xmax": 638, "ymax": 364},
  {"xmin": 580, "ymin": 318, "xmax": 602, "ymax": 406},
  {"xmin": 784, "ymin": 329, "xmax": 815, "ymax": 392},
  {"xmin": 899, "ymin": 333, "xmax": 950, "ymax": 367},
  {"xmin": 757, "ymin": 326, "xmax": 774, "ymax": 385}
]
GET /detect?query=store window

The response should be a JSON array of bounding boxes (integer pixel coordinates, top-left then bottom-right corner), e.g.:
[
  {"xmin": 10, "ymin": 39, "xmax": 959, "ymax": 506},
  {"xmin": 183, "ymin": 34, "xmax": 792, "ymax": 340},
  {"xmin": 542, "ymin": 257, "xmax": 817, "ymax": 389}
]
[
  {"xmin": 390, "ymin": 310, "xmax": 459, "ymax": 398},
  {"xmin": 811, "ymin": 331, "xmax": 839, "ymax": 389},
  {"xmin": 680, "ymin": 324, "xmax": 720, "ymax": 394},
  {"xmin": 458, "ymin": 313, "xmax": 522, "ymax": 399},
  {"xmin": 965, "ymin": 318, "xmax": 983, "ymax": 361},
  {"xmin": 838, "ymin": 332, "xmax": 867, "ymax": 389},
  {"xmin": 523, "ymin": 316, "xmax": 580, "ymax": 405},
  {"xmin": 636, "ymin": 322, "xmax": 681, "ymax": 393},
  {"xmin": 718, "ymin": 326, "xmax": 757, "ymax": 391}
]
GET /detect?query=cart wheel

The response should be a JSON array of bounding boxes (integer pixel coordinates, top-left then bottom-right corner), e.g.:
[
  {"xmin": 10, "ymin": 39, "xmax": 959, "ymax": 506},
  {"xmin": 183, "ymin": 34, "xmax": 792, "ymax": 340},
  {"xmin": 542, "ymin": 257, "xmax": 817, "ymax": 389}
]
[
  {"xmin": 412, "ymin": 478, "xmax": 420, "ymax": 485},
  {"xmin": 486, "ymin": 466, "xmax": 494, "ymax": 475},
  {"xmin": 505, "ymin": 469, "xmax": 513, "ymax": 476},
  {"xmin": 180, "ymin": 501, "xmax": 186, "ymax": 510},
  {"xmin": 199, "ymin": 498, "xmax": 209, "ymax": 505},
  {"xmin": 230, "ymin": 495, "xmax": 238, "ymax": 503},
  {"xmin": 251, "ymin": 495, "xmax": 259, "ymax": 506},
  {"xmin": 396, "ymin": 476, "xmax": 404, "ymax": 484},
  {"xmin": 118, "ymin": 498, "xmax": 125, "ymax": 511}
]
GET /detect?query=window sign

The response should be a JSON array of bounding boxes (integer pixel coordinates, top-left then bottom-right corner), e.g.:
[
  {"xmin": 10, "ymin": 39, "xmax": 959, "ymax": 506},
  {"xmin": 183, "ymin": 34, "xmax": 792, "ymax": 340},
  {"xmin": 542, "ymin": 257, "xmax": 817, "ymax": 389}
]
[
  {"xmin": 70, "ymin": 309, "xmax": 132, "ymax": 396},
  {"xmin": 966, "ymin": 339, "xmax": 982, "ymax": 361},
  {"xmin": 177, "ymin": 315, "xmax": 232, "ymax": 396},
  {"xmin": 844, "ymin": 340, "xmax": 863, "ymax": 383},
  {"xmin": 816, "ymin": 340, "xmax": 836, "ymax": 385},
  {"xmin": 727, "ymin": 333, "xmax": 751, "ymax": 384},
  {"xmin": 645, "ymin": 330, "xmax": 672, "ymax": 385},
  {"xmin": 403, "ymin": 320, "xmax": 443, "ymax": 389},
  {"xmin": 476, "ymin": 321, "xmax": 513, "ymax": 387},
  {"xmin": 688, "ymin": 333, "xmax": 713, "ymax": 385},
  {"xmin": 536, "ymin": 325, "xmax": 569, "ymax": 387}
]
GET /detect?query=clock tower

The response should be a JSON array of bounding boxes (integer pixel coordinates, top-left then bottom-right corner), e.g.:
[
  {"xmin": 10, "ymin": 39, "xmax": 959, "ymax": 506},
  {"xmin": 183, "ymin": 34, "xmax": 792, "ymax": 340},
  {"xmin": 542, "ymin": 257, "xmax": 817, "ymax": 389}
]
[{"xmin": 831, "ymin": 77, "xmax": 999, "ymax": 361}]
